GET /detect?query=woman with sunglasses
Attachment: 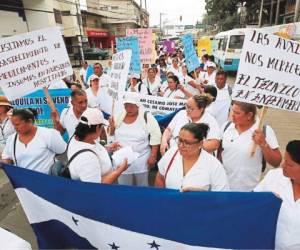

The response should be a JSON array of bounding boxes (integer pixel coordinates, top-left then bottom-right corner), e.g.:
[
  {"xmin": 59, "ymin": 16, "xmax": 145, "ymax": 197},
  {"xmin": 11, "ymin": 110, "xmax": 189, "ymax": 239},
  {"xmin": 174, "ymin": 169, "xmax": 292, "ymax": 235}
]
[
  {"xmin": 160, "ymin": 94, "xmax": 220, "ymax": 155},
  {"xmin": 155, "ymin": 123, "xmax": 229, "ymax": 191}
]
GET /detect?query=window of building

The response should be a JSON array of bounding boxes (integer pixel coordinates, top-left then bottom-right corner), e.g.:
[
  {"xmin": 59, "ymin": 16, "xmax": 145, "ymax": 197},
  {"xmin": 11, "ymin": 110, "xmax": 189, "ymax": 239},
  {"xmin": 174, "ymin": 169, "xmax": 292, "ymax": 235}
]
[
  {"xmin": 100, "ymin": 7, "xmax": 108, "ymax": 11},
  {"xmin": 111, "ymin": 6, "xmax": 118, "ymax": 10},
  {"xmin": 53, "ymin": 9, "xmax": 62, "ymax": 24}
]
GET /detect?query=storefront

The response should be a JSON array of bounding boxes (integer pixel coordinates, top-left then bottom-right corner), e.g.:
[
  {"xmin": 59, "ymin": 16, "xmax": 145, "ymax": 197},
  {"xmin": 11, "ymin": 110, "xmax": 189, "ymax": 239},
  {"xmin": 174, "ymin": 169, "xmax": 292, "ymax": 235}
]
[{"xmin": 86, "ymin": 29, "xmax": 110, "ymax": 48}]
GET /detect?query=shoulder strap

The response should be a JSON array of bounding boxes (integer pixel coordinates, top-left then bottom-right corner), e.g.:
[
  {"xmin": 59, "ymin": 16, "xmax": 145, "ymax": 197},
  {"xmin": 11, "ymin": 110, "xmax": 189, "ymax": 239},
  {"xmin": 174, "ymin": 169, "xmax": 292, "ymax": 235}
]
[
  {"xmin": 143, "ymin": 111, "xmax": 149, "ymax": 124},
  {"xmin": 164, "ymin": 149, "xmax": 179, "ymax": 180},
  {"xmin": 223, "ymin": 121, "xmax": 232, "ymax": 133},
  {"xmin": 263, "ymin": 124, "xmax": 267, "ymax": 136},
  {"xmin": 228, "ymin": 86, "xmax": 232, "ymax": 96},
  {"xmin": 67, "ymin": 149, "xmax": 97, "ymax": 167},
  {"xmin": 138, "ymin": 82, "xmax": 142, "ymax": 92},
  {"xmin": 13, "ymin": 133, "xmax": 18, "ymax": 165}
]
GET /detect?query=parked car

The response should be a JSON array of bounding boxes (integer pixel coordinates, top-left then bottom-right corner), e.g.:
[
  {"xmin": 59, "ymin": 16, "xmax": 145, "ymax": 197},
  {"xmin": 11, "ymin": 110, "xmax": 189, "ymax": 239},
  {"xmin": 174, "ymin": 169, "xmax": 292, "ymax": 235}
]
[{"xmin": 74, "ymin": 48, "xmax": 109, "ymax": 60}]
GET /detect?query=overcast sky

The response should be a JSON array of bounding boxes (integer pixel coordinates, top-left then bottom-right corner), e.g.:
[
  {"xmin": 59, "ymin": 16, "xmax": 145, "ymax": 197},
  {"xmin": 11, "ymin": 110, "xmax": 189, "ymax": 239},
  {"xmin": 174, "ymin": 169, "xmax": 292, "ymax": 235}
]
[{"xmin": 136, "ymin": 0, "xmax": 206, "ymax": 26}]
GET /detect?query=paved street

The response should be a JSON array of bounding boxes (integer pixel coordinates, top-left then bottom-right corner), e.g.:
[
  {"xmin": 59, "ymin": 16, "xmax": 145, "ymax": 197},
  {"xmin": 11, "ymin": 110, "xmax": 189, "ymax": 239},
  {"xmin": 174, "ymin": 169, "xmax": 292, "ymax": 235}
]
[{"xmin": 0, "ymin": 70, "xmax": 300, "ymax": 248}]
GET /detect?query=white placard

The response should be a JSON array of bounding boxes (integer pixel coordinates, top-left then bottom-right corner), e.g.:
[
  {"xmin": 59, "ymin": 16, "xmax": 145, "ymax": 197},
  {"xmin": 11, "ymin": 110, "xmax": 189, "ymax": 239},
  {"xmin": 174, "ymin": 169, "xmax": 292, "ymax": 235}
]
[
  {"xmin": 0, "ymin": 26, "xmax": 73, "ymax": 100},
  {"xmin": 111, "ymin": 146, "xmax": 139, "ymax": 168},
  {"xmin": 108, "ymin": 50, "xmax": 132, "ymax": 100},
  {"xmin": 232, "ymin": 30, "xmax": 300, "ymax": 112}
]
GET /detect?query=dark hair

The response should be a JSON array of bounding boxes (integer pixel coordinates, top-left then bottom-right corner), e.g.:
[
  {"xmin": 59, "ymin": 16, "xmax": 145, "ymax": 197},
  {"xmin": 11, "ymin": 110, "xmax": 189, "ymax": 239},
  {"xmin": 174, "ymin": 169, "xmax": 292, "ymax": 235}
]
[
  {"xmin": 71, "ymin": 89, "xmax": 86, "ymax": 100},
  {"xmin": 192, "ymin": 94, "xmax": 214, "ymax": 109},
  {"xmin": 12, "ymin": 108, "xmax": 38, "ymax": 122},
  {"xmin": 168, "ymin": 75, "xmax": 180, "ymax": 85},
  {"xmin": 286, "ymin": 140, "xmax": 300, "ymax": 165},
  {"xmin": 216, "ymin": 70, "xmax": 227, "ymax": 78},
  {"xmin": 94, "ymin": 63, "xmax": 102, "ymax": 69},
  {"xmin": 70, "ymin": 82, "xmax": 82, "ymax": 89},
  {"xmin": 202, "ymin": 54, "xmax": 209, "ymax": 60},
  {"xmin": 181, "ymin": 123, "xmax": 209, "ymax": 141},
  {"xmin": 74, "ymin": 116, "xmax": 100, "ymax": 141},
  {"xmin": 208, "ymin": 55, "xmax": 215, "ymax": 62},
  {"xmin": 232, "ymin": 101, "xmax": 257, "ymax": 119},
  {"xmin": 203, "ymin": 85, "xmax": 217, "ymax": 100}
]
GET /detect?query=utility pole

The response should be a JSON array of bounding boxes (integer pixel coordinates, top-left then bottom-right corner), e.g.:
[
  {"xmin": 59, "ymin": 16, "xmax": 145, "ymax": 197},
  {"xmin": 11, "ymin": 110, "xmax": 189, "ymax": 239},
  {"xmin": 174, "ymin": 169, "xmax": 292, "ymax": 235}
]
[
  {"xmin": 160, "ymin": 13, "xmax": 165, "ymax": 39},
  {"xmin": 75, "ymin": 0, "xmax": 84, "ymax": 62},
  {"xmin": 275, "ymin": 0, "xmax": 281, "ymax": 25},
  {"xmin": 258, "ymin": 0, "xmax": 264, "ymax": 27},
  {"xmin": 140, "ymin": 0, "xmax": 143, "ymax": 27},
  {"xmin": 295, "ymin": 0, "xmax": 300, "ymax": 22}
]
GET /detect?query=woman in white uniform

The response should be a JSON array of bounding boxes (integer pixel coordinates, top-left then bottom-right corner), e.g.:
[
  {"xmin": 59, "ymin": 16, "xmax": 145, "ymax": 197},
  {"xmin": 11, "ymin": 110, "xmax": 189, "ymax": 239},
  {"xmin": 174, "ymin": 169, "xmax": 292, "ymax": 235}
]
[
  {"xmin": 254, "ymin": 140, "xmax": 300, "ymax": 250},
  {"xmin": 161, "ymin": 75, "xmax": 186, "ymax": 99},
  {"xmin": 220, "ymin": 101, "xmax": 282, "ymax": 191},
  {"xmin": 160, "ymin": 94, "xmax": 220, "ymax": 155},
  {"xmin": 2, "ymin": 109, "xmax": 66, "ymax": 174},
  {"xmin": 85, "ymin": 74, "xmax": 101, "ymax": 108},
  {"xmin": 142, "ymin": 67, "xmax": 161, "ymax": 96},
  {"xmin": 67, "ymin": 108, "xmax": 127, "ymax": 183},
  {"xmin": 109, "ymin": 94, "xmax": 161, "ymax": 186},
  {"xmin": 0, "ymin": 96, "xmax": 15, "ymax": 155},
  {"xmin": 155, "ymin": 123, "xmax": 229, "ymax": 191}
]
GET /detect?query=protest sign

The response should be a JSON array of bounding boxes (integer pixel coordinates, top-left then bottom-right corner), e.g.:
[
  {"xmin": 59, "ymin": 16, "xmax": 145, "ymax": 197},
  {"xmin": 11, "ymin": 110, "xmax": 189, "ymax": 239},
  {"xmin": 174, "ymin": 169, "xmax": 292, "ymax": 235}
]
[
  {"xmin": 0, "ymin": 27, "xmax": 72, "ymax": 100},
  {"xmin": 181, "ymin": 34, "xmax": 200, "ymax": 72},
  {"xmin": 116, "ymin": 36, "xmax": 141, "ymax": 74},
  {"xmin": 232, "ymin": 30, "xmax": 300, "ymax": 112},
  {"xmin": 151, "ymin": 33, "xmax": 156, "ymax": 64},
  {"xmin": 134, "ymin": 93, "xmax": 186, "ymax": 115},
  {"xmin": 10, "ymin": 88, "xmax": 71, "ymax": 128},
  {"xmin": 163, "ymin": 39, "xmax": 175, "ymax": 54},
  {"xmin": 108, "ymin": 50, "xmax": 131, "ymax": 101},
  {"xmin": 126, "ymin": 28, "xmax": 152, "ymax": 64}
]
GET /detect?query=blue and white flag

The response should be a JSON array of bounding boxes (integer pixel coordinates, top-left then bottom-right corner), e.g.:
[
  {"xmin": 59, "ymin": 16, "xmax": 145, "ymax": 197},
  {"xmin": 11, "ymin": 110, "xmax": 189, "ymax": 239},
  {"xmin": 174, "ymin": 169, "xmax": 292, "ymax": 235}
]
[{"xmin": 2, "ymin": 164, "xmax": 281, "ymax": 249}]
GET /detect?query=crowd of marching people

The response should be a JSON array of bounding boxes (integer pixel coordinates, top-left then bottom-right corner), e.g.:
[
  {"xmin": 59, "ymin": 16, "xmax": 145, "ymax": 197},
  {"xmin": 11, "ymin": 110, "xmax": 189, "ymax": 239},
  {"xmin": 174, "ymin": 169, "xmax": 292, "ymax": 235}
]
[{"xmin": 0, "ymin": 46, "xmax": 299, "ymax": 250}]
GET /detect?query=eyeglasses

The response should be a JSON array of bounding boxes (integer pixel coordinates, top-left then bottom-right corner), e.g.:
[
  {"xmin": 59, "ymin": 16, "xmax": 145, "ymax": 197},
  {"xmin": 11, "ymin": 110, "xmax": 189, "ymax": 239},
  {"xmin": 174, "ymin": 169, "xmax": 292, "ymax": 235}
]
[{"xmin": 175, "ymin": 136, "xmax": 200, "ymax": 147}]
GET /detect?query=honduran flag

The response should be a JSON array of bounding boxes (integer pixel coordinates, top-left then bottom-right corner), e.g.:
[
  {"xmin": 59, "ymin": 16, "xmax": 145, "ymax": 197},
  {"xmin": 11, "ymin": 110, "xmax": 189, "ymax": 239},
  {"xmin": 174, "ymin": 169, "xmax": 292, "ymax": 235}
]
[{"xmin": 2, "ymin": 164, "xmax": 281, "ymax": 249}]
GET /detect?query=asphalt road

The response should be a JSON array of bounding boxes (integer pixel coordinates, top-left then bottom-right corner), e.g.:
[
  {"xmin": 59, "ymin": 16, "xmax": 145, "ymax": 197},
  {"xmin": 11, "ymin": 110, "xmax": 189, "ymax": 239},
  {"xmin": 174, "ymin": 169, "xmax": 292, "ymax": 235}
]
[{"xmin": 0, "ymin": 68, "xmax": 300, "ymax": 248}]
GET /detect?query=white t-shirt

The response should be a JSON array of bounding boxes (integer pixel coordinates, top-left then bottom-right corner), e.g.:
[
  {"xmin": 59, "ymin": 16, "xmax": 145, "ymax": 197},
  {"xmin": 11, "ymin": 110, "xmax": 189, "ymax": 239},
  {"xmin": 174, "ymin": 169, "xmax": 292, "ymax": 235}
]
[
  {"xmin": 2, "ymin": 127, "xmax": 66, "ymax": 174},
  {"xmin": 179, "ymin": 75, "xmax": 200, "ymax": 96},
  {"xmin": 198, "ymin": 71, "xmax": 216, "ymax": 85},
  {"xmin": 142, "ymin": 77, "xmax": 161, "ymax": 96},
  {"xmin": 86, "ymin": 87, "xmax": 101, "ymax": 108},
  {"xmin": 60, "ymin": 107, "xmax": 80, "ymax": 137},
  {"xmin": 114, "ymin": 118, "xmax": 150, "ymax": 174},
  {"xmin": 168, "ymin": 110, "xmax": 221, "ymax": 147},
  {"xmin": 206, "ymin": 85, "xmax": 231, "ymax": 127},
  {"xmin": 167, "ymin": 66, "xmax": 182, "ymax": 78},
  {"xmin": 221, "ymin": 121, "xmax": 279, "ymax": 191},
  {"xmin": 0, "ymin": 227, "xmax": 32, "ymax": 250},
  {"xmin": 158, "ymin": 147, "xmax": 229, "ymax": 191},
  {"xmin": 254, "ymin": 168, "xmax": 300, "ymax": 250},
  {"xmin": 126, "ymin": 83, "xmax": 149, "ymax": 95},
  {"xmin": 67, "ymin": 138, "xmax": 112, "ymax": 183},
  {"xmin": 163, "ymin": 88, "xmax": 185, "ymax": 99},
  {"xmin": 0, "ymin": 118, "xmax": 15, "ymax": 151}
]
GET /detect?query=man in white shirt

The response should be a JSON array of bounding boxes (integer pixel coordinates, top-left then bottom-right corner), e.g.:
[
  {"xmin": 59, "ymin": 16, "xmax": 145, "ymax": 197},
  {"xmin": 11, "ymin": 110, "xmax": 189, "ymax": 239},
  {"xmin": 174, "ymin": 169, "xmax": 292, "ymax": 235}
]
[
  {"xmin": 87, "ymin": 63, "xmax": 111, "ymax": 88},
  {"xmin": 206, "ymin": 70, "xmax": 232, "ymax": 127},
  {"xmin": 51, "ymin": 89, "xmax": 88, "ymax": 137},
  {"xmin": 254, "ymin": 140, "xmax": 300, "ymax": 250}
]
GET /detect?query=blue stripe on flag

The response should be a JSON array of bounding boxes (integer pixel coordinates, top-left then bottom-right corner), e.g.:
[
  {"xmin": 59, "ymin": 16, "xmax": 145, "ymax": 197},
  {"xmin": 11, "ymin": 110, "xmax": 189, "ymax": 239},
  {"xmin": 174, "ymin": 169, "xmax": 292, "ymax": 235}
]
[{"xmin": 2, "ymin": 164, "xmax": 281, "ymax": 249}]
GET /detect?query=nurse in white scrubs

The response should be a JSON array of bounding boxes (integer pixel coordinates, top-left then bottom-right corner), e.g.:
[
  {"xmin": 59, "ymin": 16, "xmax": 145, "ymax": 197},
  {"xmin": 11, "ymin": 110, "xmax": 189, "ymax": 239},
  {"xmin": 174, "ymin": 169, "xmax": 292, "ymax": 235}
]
[{"xmin": 155, "ymin": 123, "xmax": 229, "ymax": 191}]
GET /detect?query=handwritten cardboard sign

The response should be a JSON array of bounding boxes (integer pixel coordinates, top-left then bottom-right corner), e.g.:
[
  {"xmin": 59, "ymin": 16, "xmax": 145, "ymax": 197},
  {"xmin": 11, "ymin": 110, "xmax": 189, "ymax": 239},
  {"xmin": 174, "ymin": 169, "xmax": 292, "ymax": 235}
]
[
  {"xmin": 126, "ymin": 28, "xmax": 152, "ymax": 64},
  {"xmin": 0, "ymin": 27, "xmax": 72, "ymax": 100},
  {"xmin": 232, "ymin": 30, "xmax": 300, "ymax": 112},
  {"xmin": 108, "ymin": 50, "xmax": 132, "ymax": 100},
  {"xmin": 116, "ymin": 36, "xmax": 141, "ymax": 74},
  {"xmin": 182, "ymin": 34, "xmax": 200, "ymax": 72}
]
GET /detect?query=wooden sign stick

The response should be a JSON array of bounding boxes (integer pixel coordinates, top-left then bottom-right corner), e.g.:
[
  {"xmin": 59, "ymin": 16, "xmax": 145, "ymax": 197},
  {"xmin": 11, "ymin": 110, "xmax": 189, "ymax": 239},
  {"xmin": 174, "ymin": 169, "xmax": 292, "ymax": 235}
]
[{"xmin": 250, "ymin": 106, "xmax": 268, "ymax": 157}]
